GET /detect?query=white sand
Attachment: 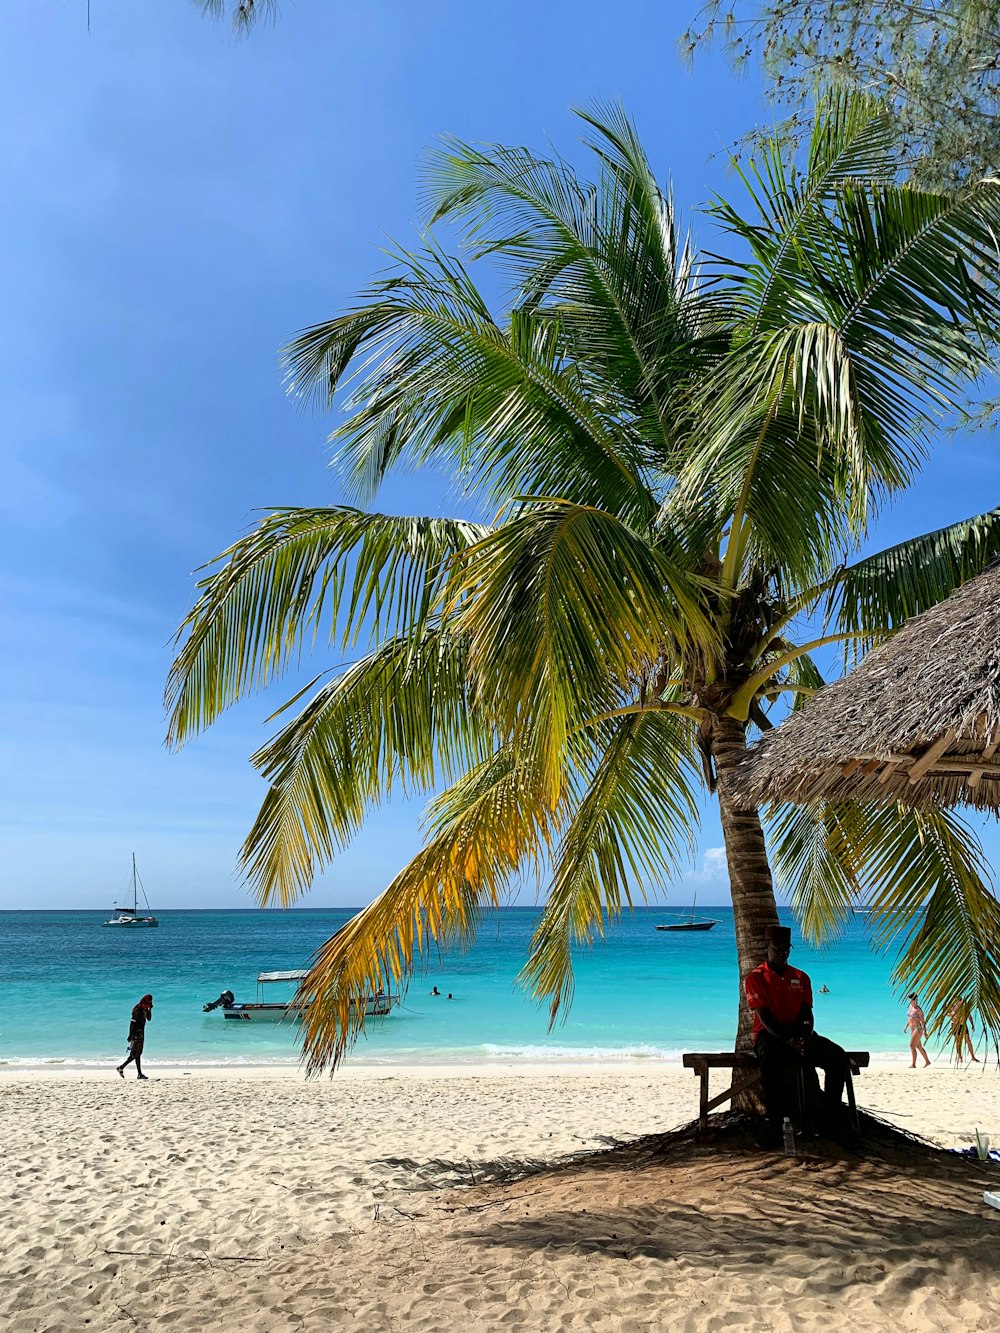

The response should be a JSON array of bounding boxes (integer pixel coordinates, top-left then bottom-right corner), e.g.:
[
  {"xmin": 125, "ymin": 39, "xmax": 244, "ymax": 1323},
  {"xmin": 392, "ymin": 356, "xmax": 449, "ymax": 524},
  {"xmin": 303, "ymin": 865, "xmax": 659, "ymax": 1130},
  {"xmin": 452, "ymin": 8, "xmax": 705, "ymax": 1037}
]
[{"xmin": 2, "ymin": 1062, "xmax": 998, "ymax": 1331}]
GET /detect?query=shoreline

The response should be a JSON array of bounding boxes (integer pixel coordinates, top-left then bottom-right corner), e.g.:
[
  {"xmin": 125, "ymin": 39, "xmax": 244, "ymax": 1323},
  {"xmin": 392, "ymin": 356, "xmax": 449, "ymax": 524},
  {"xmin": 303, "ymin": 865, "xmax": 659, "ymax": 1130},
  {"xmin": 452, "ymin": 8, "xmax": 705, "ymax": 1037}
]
[
  {"xmin": 5, "ymin": 1060, "xmax": 995, "ymax": 1153},
  {"xmin": 0, "ymin": 1047, "xmax": 981, "ymax": 1078}
]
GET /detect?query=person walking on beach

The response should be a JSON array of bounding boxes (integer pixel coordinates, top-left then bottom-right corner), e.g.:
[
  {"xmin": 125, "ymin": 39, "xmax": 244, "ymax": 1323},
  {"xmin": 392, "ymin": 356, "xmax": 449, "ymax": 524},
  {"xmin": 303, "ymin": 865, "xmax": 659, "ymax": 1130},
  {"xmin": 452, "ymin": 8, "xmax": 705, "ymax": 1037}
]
[
  {"xmin": 745, "ymin": 925, "xmax": 852, "ymax": 1144},
  {"xmin": 905, "ymin": 993, "xmax": 931, "ymax": 1068},
  {"xmin": 116, "ymin": 994, "xmax": 153, "ymax": 1080},
  {"xmin": 949, "ymin": 999, "xmax": 980, "ymax": 1063}
]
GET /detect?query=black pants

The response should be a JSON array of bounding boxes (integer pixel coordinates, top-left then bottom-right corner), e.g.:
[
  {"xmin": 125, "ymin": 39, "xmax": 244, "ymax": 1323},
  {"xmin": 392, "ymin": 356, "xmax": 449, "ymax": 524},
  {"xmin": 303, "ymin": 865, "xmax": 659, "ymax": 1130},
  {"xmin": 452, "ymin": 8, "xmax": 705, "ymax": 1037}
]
[
  {"xmin": 120, "ymin": 1040, "xmax": 144, "ymax": 1073},
  {"xmin": 754, "ymin": 1031, "xmax": 848, "ymax": 1124}
]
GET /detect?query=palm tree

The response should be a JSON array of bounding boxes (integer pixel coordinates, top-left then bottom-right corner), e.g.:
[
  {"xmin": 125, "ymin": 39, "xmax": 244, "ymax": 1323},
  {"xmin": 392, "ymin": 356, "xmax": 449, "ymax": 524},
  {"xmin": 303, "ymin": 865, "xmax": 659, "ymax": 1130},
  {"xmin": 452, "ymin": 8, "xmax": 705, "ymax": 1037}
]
[{"xmin": 168, "ymin": 96, "xmax": 1000, "ymax": 1071}]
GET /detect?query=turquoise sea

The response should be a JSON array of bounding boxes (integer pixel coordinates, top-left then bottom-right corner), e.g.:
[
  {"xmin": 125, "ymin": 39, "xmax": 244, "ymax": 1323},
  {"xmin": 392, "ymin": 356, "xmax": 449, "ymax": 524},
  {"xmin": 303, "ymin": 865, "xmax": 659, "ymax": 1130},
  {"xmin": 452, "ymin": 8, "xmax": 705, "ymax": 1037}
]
[{"xmin": 1, "ymin": 907, "xmax": 919, "ymax": 1068}]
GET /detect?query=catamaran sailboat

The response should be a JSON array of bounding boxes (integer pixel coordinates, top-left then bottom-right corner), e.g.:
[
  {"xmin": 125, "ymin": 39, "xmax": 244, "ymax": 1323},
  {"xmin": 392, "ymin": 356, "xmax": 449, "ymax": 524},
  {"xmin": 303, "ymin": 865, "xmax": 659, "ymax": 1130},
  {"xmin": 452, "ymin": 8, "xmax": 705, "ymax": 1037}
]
[
  {"xmin": 655, "ymin": 893, "xmax": 719, "ymax": 933},
  {"xmin": 102, "ymin": 854, "xmax": 159, "ymax": 928}
]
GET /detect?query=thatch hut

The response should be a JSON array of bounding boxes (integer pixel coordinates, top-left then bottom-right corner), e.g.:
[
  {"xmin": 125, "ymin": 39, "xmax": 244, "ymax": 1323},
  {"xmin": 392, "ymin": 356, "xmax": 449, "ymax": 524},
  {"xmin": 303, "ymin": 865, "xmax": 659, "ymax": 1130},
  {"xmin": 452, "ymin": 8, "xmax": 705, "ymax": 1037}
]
[{"xmin": 731, "ymin": 564, "xmax": 1000, "ymax": 810}]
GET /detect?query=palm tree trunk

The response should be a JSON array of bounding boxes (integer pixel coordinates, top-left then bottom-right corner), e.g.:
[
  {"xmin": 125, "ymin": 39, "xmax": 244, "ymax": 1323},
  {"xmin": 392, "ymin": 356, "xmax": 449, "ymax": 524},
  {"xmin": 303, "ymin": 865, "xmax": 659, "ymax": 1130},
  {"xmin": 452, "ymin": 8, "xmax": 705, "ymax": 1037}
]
[{"xmin": 710, "ymin": 716, "xmax": 780, "ymax": 1057}]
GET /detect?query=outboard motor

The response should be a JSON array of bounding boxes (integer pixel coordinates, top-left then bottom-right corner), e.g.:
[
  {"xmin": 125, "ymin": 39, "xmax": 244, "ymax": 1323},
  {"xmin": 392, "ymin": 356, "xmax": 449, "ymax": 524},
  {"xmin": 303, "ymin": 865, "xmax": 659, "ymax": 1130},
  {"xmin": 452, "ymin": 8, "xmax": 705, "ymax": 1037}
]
[{"xmin": 202, "ymin": 989, "xmax": 235, "ymax": 1012}]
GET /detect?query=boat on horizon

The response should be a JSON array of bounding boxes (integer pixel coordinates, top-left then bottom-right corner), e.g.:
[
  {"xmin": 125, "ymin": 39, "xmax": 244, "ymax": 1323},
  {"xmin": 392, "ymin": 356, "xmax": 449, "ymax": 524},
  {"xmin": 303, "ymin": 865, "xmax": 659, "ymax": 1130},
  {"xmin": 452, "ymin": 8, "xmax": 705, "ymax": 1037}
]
[
  {"xmin": 655, "ymin": 893, "xmax": 719, "ymax": 933},
  {"xmin": 202, "ymin": 970, "xmax": 399, "ymax": 1022},
  {"xmin": 102, "ymin": 854, "xmax": 159, "ymax": 928}
]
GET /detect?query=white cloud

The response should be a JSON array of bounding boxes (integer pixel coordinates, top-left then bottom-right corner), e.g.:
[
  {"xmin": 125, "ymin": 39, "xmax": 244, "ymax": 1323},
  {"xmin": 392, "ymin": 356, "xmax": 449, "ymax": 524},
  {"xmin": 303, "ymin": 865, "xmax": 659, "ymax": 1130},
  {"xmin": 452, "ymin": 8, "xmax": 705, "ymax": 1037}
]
[
  {"xmin": 676, "ymin": 846, "xmax": 728, "ymax": 893},
  {"xmin": 702, "ymin": 847, "xmax": 726, "ymax": 875}
]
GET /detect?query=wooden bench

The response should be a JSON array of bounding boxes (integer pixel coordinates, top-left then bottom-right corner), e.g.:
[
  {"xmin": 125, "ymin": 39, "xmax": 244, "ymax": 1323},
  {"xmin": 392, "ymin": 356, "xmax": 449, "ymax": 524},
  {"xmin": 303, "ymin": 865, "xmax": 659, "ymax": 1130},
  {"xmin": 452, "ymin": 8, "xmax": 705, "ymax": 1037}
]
[{"xmin": 682, "ymin": 1050, "xmax": 870, "ymax": 1133}]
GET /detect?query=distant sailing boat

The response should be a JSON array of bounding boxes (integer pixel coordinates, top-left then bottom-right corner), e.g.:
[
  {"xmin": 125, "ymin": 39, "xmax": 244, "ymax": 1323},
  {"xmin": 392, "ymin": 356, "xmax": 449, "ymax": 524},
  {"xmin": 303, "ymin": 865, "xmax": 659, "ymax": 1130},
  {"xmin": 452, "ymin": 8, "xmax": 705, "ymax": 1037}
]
[
  {"xmin": 655, "ymin": 892, "xmax": 719, "ymax": 933},
  {"xmin": 103, "ymin": 854, "xmax": 159, "ymax": 928}
]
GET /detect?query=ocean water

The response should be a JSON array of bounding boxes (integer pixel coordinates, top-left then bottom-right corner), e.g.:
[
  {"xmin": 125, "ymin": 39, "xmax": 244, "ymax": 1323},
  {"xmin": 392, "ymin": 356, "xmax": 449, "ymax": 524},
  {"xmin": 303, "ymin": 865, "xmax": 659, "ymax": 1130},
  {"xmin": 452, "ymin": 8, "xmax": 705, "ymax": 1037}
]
[{"xmin": 0, "ymin": 907, "xmax": 918, "ymax": 1069}]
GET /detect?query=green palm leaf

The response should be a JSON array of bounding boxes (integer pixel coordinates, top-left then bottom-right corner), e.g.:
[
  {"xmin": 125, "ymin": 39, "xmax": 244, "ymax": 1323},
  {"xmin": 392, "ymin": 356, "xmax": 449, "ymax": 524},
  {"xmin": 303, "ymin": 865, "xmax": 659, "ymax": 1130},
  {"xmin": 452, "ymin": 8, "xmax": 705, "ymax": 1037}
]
[
  {"xmin": 166, "ymin": 508, "xmax": 487, "ymax": 745},
  {"xmin": 520, "ymin": 710, "xmax": 701, "ymax": 1023},
  {"xmin": 860, "ymin": 806, "xmax": 1000, "ymax": 1050},
  {"xmin": 771, "ymin": 799, "xmax": 1000, "ymax": 1049},
  {"xmin": 450, "ymin": 500, "xmax": 711, "ymax": 790},
  {"xmin": 242, "ymin": 628, "xmax": 486, "ymax": 905},
  {"xmin": 196, "ymin": 0, "xmax": 277, "ymax": 33},
  {"xmin": 821, "ymin": 505, "xmax": 1000, "ymax": 648},
  {"xmin": 283, "ymin": 245, "xmax": 656, "ymax": 519},
  {"xmin": 424, "ymin": 105, "xmax": 724, "ymax": 469},
  {"xmin": 767, "ymin": 801, "xmax": 860, "ymax": 943},
  {"xmin": 687, "ymin": 95, "xmax": 1000, "ymax": 583}
]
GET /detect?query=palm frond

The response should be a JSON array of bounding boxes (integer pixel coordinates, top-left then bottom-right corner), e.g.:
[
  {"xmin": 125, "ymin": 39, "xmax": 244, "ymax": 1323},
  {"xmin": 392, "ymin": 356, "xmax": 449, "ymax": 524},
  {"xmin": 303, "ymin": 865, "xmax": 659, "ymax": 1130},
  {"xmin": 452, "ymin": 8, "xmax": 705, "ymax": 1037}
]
[
  {"xmin": 771, "ymin": 797, "xmax": 1000, "ymax": 1053},
  {"xmin": 687, "ymin": 95, "xmax": 1000, "ymax": 574},
  {"xmin": 166, "ymin": 508, "xmax": 486, "ymax": 745},
  {"xmin": 858, "ymin": 805, "xmax": 1000, "ymax": 1052},
  {"xmin": 241, "ymin": 628, "xmax": 486, "ymax": 905},
  {"xmin": 714, "ymin": 94, "xmax": 1000, "ymax": 389},
  {"xmin": 283, "ymin": 240, "xmax": 495, "ymax": 412},
  {"xmin": 677, "ymin": 331, "xmax": 867, "ymax": 585},
  {"xmin": 295, "ymin": 746, "xmax": 560, "ymax": 1071},
  {"xmin": 711, "ymin": 91, "xmax": 897, "ymax": 332},
  {"xmin": 820, "ymin": 505, "xmax": 1000, "ymax": 650},
  {"xmin": 767, "ymin": 801, "xmax": 861, "ymax": 943},
  {"xmin": 450, "ymin": 500, "xmax": 712, "ymax": 792},
  {"xmin": 195, "ymin": 0, "xmax": 277, "ymax": 33},
  {"xmin": 424, "ymin": 104, "xmax": 726, "ymax": 471},
  {"xmin": 282, "ymin": 243, "xmax": 657, "ymax": 518},
  {"xmin": 520, "ymin": 710, "xmax": 700, "ymax": 1023}
]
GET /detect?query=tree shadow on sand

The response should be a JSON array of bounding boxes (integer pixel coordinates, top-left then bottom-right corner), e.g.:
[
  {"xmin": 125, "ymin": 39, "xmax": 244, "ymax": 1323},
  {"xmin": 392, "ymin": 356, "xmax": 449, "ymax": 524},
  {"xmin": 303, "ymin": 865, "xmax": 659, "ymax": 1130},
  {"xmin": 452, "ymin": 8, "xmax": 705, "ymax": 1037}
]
[{"xmin": 442, "ymin": 1112, "xmax": 1000, "ymax": 1292}]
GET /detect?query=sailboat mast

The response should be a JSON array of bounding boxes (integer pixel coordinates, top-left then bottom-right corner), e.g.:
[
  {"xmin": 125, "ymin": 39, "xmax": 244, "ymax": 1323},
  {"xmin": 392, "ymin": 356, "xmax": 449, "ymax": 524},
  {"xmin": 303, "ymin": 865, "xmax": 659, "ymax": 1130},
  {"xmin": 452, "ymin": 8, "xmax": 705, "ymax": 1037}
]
[{"xmin": 132, "ymin": 852, "xmax": 138, "ymax": 914}]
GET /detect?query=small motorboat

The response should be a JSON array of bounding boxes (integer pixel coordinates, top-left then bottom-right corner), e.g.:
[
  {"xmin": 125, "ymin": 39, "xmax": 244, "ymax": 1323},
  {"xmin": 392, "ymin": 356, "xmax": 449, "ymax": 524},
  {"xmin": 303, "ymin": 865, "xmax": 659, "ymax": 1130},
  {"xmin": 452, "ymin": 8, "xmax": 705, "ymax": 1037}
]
[{"xmin": 202, "ymin": 970, "xmax": 399, "ymax": 1022}]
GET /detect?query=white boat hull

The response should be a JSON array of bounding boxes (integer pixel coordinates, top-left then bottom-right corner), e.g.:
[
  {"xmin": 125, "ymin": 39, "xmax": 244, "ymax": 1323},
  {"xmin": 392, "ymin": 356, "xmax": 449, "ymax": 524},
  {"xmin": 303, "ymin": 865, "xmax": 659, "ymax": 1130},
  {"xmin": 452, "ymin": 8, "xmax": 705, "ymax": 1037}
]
[
  {"xmin": 103, "ymin": 915, "xmax": 159, "ymax": 928},
  {"xmin": 220, "ymin": 995, "xmax": 397, "ymax": 1022},
  {"xmin": 221, "ymin": 1004, "xmax": 303, "ymax": 1023}
]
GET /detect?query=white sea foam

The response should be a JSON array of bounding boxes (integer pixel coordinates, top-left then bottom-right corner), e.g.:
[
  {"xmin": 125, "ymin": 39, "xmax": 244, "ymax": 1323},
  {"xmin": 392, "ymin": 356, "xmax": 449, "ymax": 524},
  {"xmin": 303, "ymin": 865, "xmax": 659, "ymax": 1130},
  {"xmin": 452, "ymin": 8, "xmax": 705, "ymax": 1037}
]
[
  {"xmin": 478, "ymin": 1042, "xmax": 684, "ymax": 1062},
  {"xmin": 0, "ymin": 1045, "xmax": 682, "ymax": 1071},
  {"xmin": 0, "ymin": 1054, "xmax": 306, "ymax": 1070}
]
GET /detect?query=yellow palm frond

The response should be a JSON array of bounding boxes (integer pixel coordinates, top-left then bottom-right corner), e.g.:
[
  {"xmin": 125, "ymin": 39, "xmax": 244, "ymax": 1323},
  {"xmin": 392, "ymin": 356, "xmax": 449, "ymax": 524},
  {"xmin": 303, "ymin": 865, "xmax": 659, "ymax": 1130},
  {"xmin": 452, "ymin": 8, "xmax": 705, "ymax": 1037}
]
[{"xmin": 296, "ymin": 746, "xmax": 560, "ymax": 1071}]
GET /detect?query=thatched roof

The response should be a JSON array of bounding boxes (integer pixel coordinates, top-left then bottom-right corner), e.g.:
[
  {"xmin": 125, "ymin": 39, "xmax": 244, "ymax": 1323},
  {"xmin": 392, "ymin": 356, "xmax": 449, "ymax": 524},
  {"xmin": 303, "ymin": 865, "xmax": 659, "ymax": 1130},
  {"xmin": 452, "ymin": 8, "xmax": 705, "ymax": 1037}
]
[{"xmin": 732, "ymin": 564, "xmax": 1000, "ymax": 809}]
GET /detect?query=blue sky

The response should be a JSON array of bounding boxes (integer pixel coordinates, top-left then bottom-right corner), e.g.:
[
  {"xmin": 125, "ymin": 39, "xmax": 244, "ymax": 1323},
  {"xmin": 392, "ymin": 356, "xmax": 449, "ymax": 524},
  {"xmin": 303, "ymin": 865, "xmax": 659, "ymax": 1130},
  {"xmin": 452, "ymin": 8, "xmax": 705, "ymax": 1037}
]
[{"xmin": 2, "ymin": 1, "xmax": 999, "ymax": 910}]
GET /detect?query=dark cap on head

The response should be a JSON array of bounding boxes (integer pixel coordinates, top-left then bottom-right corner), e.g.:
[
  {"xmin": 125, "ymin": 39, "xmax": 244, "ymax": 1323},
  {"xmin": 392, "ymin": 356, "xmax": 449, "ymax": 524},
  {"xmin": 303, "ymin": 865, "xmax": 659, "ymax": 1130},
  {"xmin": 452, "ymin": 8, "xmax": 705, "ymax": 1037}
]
[{"xmin": 764, "ymin": 925, "xmax": 792, "ymax": 947}]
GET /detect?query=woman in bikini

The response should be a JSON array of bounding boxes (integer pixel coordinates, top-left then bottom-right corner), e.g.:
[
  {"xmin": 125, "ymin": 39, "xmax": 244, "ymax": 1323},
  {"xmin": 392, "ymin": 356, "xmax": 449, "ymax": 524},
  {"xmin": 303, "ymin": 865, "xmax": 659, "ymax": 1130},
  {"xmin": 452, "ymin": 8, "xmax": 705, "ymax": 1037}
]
[
  {"xmin": 904, "ymin": 993, "xmax": 931, "ymax": 1069},
  {"xmin": 949, "ymin": 998, "xmax": 980, "ymax": 1063}
]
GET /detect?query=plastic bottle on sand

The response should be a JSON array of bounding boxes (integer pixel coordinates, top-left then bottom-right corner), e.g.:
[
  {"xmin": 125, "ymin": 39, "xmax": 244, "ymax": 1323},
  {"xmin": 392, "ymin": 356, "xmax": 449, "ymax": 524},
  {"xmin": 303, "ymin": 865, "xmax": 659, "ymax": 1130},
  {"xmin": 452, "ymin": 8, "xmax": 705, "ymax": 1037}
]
[{"xmin": 782, "ymin": 1116, "xmax": 796, "ymax": 1157}]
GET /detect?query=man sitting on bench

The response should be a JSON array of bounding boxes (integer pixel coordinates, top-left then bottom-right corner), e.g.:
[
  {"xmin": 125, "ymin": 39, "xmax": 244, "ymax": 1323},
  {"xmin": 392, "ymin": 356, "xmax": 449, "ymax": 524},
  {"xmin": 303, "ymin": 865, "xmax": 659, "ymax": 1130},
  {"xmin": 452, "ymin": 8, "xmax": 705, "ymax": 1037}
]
[{"xmin": 745, "ymin": 924, "xmax": 851, "ymax": 1144}]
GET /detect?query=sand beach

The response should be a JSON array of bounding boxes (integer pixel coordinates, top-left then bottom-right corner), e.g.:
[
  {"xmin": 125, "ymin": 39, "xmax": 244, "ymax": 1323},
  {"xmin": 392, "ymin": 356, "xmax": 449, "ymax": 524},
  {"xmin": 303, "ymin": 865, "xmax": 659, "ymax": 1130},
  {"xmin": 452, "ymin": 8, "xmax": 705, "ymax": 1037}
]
[{"xmin": 2, "ymin": 1062, "xmax": 998, "ymax": 1332}]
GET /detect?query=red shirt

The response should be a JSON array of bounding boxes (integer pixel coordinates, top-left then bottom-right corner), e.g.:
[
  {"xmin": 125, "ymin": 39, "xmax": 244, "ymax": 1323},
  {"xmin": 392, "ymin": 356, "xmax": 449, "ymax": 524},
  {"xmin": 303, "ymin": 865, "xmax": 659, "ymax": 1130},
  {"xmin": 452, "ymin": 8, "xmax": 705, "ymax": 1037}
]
[{"xmin": 744, "ymin": 960, "xmax": 812, "ymax": 1038}]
